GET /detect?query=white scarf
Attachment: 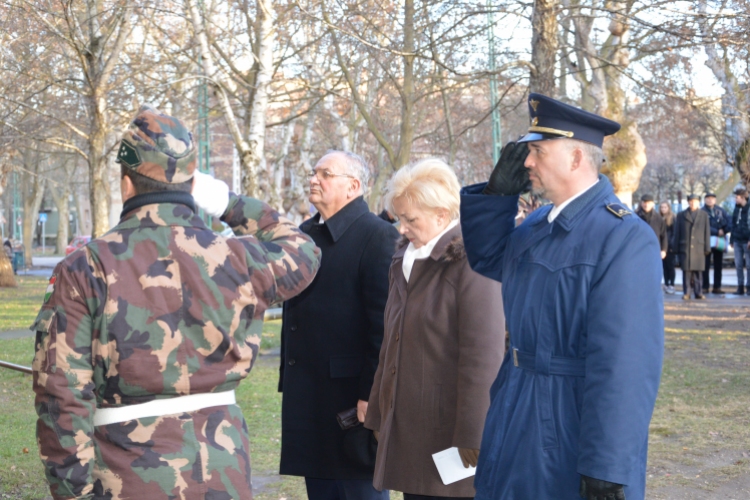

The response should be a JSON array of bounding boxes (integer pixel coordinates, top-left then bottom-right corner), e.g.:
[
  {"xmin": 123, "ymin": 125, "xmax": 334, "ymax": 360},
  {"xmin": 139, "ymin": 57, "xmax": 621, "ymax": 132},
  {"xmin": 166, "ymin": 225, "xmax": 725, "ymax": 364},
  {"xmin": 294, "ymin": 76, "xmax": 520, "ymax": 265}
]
[{"xmin": 402, "ymin": 220, "xmax": 459, "ymax": 282}]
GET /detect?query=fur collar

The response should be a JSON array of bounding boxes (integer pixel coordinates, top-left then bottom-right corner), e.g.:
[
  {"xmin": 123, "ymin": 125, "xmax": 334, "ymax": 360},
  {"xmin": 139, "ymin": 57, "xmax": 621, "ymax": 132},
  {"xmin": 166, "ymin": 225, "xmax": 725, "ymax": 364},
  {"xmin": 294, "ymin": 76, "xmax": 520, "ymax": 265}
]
[{"xmin": 395, "ymin": 235, "xmax": 465, "ymax": 262}]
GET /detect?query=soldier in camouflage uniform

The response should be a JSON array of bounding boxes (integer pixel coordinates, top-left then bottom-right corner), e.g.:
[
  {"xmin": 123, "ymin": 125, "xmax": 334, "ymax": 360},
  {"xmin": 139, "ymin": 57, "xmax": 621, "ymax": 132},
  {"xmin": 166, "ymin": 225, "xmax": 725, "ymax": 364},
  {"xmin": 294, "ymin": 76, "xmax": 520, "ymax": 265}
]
[{"xmin": 31, "ymin": 106, "xmax": 321, "ymax": 500}]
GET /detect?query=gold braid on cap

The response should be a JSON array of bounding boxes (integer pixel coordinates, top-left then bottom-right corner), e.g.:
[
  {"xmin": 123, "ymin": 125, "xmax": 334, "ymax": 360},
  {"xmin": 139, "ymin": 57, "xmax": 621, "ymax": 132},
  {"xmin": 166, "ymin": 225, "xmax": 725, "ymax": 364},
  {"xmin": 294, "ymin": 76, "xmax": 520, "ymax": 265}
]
[{"xmin": 528, "ymin": 126, "xmax": 574, "ymax": 138}]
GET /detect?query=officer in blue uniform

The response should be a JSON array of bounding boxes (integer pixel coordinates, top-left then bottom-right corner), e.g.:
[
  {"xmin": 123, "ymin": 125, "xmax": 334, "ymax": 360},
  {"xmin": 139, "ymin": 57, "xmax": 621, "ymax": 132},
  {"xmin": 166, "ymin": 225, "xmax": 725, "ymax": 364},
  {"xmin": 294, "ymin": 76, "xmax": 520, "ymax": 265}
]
[{"xmin": 460, "ymin": 94, "xmax": 664, "ymax": 500}]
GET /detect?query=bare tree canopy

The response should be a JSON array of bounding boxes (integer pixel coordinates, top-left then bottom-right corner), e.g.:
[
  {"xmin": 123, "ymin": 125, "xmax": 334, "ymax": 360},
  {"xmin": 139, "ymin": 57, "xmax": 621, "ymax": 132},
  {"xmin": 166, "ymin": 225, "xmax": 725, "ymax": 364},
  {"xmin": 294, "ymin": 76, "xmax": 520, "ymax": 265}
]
[{"xmin": 1, "ymin": 0, "xmax": 750, "ymax": 267}]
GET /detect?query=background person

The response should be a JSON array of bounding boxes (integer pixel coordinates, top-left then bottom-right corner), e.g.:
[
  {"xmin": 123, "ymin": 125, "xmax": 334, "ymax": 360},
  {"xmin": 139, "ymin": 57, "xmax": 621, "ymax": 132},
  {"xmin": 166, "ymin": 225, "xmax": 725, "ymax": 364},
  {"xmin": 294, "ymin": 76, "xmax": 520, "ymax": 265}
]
[
  {"xmin": 730, "ymin": 187, "xmax": 750, "ymax": 295},
  {"xmin": 31, "ymin": 106, "xmax": 321, "ymax": 500},
  {"xmin": 636, "ymin": 194, "xmax": 667, "ymax": 260},
  {"xmin": 279, "ymin": 151, "xmax": 398, "ymax": 500},
  {"xmin": 659, "ymin": 201, "xmax": 677, "ymax": 294},
  {"xmin": 365, "ymin": 159, "xmax": 505, "ymax": 500},
  {"xmin": 674, "ymin": 194, "xmax": 711, "ymax": 300},
  {"xmin": 460, "ymin": 93, "xmax": 663, "ymax": 500},
  {"xmin": 701, "ymin": 193, "xmax": 731, "ymax": 294}
]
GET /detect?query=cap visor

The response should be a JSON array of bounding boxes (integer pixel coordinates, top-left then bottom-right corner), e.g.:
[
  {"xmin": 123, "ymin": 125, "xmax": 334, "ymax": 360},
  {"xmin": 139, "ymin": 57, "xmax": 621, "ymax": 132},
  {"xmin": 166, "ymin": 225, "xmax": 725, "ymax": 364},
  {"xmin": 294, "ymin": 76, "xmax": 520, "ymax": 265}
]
[{"xmin": 517, "ymin": 132, "xmax": 568, "ymax": 143}]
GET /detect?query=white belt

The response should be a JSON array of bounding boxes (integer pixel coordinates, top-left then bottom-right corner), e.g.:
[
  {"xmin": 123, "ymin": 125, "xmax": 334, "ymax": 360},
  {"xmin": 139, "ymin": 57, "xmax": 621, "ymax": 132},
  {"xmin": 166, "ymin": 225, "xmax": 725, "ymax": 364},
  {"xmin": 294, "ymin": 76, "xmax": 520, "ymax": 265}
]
[{"xmin": 93, "ymin": 390, "xmax": 236, "ymax": 427}]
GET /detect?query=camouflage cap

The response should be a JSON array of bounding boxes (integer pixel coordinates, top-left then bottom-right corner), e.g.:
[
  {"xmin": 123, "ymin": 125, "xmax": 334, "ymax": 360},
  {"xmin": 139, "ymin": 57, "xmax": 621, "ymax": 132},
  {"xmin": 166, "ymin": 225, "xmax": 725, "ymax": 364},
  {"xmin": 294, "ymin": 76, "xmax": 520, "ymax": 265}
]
[{"xmin": 116, "ymin": 105, "xmax": 196, "ymax": 183}]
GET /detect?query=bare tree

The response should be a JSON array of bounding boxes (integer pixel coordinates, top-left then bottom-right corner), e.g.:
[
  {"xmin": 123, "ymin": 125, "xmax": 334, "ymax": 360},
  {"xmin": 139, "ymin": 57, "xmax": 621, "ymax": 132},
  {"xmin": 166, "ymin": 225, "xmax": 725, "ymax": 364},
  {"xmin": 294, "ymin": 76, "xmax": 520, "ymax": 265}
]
[{"xmin": 530, "ymin": 0, "xmax": 559, "ymax": 96}]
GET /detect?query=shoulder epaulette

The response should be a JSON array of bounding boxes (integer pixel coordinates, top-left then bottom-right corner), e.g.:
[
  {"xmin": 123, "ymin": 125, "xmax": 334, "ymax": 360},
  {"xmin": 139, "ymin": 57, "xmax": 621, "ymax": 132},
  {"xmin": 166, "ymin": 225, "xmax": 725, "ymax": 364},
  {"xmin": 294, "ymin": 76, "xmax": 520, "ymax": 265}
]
[{"xmin": 606, "ymin": 203, "xmax": 632, "ymax": 218}]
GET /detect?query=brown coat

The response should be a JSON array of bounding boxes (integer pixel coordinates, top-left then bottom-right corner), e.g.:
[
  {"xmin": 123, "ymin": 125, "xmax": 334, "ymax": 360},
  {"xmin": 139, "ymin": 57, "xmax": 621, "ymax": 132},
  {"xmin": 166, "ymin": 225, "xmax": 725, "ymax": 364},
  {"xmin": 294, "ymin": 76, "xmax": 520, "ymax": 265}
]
[{"xmin": 364, "ymin": 225, "xmax": 505, "ymax": 497}]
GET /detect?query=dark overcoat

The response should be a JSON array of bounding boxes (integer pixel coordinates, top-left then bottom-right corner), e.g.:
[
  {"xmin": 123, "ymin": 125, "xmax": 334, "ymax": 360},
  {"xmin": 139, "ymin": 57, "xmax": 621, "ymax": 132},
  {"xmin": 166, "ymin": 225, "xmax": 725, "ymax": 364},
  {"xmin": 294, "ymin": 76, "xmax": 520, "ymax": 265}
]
[
  {"xmin": 673, "ymin": 208, "xmax": 710, "ymax": 271},
  {"xmin": 636, "ymin": 208, "xmax": 668, "ymax": 252},
  {"xmin": 279, "ymin": 196, "xmax": 399, "ymax": 479},
  {"xmin": 460, "ymin": 176, "xmax": 664, "ymax": 500},
  {"xmin": 364, "ymin": 226, "xmax": 504, "ymax": 497}
]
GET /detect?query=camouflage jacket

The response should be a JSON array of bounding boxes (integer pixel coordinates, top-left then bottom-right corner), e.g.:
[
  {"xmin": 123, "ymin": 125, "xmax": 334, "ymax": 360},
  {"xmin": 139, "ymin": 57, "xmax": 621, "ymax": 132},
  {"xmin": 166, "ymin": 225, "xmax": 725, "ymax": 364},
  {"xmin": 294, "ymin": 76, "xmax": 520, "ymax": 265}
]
[{"xmin": 32, "ymin": 191, "xmax": 320, "ymax": 500}]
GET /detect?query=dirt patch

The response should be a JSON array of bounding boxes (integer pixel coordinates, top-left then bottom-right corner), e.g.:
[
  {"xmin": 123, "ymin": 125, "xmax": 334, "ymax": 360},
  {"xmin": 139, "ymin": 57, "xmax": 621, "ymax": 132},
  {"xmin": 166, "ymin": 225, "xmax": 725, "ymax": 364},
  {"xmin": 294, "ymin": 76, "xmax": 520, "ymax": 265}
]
[{"xmin": 647, "ymin": 296, "xmax": 750, "ymax": 498}]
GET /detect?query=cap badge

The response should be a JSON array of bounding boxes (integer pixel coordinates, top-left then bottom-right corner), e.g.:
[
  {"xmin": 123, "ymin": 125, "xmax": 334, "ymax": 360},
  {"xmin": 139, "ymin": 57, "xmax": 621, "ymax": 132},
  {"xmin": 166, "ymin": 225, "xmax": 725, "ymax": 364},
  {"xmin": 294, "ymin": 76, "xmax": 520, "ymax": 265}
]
[
  {"xmin": 530, "ymin": 99, "xmax": 540, "ymax": 112},
  {"xmin": 531, "ymin": 117, "xmax": 539, "ymax": 126}
]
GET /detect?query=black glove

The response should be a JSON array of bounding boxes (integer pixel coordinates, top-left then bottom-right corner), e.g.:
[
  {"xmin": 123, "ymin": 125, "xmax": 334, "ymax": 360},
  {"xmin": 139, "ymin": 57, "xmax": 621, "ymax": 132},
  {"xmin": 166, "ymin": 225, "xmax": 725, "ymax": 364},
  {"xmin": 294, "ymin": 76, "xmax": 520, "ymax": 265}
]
[
  {"xmin": 482, "ymin": 141, "xmax": 530, "ymax": 196},
  {"xmin": 579, "ymin": 475, "xmax": 626, "ymax": 500}
]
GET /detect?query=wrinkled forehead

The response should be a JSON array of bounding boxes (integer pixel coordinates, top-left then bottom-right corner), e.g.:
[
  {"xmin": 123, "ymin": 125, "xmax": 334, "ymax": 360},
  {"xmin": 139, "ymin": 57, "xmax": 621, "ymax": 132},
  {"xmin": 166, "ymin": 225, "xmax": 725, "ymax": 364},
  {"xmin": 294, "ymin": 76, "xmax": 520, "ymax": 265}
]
[{"xmin": 314, "ymin": 152, "xmax": 347, "ymax": 172}]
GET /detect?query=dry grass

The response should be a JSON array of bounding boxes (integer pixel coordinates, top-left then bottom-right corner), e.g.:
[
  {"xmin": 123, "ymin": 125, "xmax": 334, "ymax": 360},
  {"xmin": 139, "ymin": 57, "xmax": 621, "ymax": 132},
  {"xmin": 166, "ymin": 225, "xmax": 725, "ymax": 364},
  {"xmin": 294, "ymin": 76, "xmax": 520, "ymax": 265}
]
[{"xmin": 647, "ymin": 299, "xmax": 750, "ymax": 498}]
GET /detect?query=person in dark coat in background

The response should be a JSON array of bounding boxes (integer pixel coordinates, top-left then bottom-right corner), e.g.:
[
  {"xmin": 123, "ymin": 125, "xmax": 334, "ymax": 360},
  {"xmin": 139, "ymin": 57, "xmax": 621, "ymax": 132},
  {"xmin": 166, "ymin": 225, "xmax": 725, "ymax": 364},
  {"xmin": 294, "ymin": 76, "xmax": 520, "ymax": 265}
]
[
  {"xmin": 460, "ymin": 93, "xmax": 663, "ymax": 500},
  {"xmin": 673, "ymin": 194, "xmax": 711, "ymax": 300},
  {"xmin": 659, "ymin": 201, "xmax": 677, "ymax": 294},
  {"xmin": 377, "ymin": 209, "xmax": 397, "ymax": 224},
  {"xmin": 701, "ymin": 193, "xmax": 731, "ymax": 294},
  {"xmin": 279, "ymin": 150, "xmax": 398, "ymax": 500},
  {"xmin": 730, "ymin": 187, "xmax": 750, "ymax": 295},
  {"xmin": 636, "ymin": 194, "xmax": 667, "ymax": 260},
  {"xmin": 365, "ymin": 159, "xmax": 504, "ymax": 500}
]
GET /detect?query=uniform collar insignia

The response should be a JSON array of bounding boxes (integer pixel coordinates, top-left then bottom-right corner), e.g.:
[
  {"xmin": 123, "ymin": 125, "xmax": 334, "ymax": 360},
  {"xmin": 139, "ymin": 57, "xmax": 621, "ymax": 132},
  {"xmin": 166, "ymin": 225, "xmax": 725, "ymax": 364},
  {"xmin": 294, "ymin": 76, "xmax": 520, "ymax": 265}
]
[{"xmin": 606, "ymin": 203, "xmax": 632, "ymax": 218}]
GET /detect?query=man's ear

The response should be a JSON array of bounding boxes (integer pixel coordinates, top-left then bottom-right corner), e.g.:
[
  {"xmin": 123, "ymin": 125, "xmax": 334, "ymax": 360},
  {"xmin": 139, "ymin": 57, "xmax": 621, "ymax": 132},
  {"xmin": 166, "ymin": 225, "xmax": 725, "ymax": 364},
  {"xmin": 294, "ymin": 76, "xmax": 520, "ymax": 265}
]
[
  {"xmin": 570, "ymin": 147, "xmax": 584, "ymax": 172},
  {"xmin": 121, "ymin": 174, "xmax": 136, "ymax": 202},
  {"xmin": 348, "ymin": 178, "xmax": 362, "ymax": 198}
]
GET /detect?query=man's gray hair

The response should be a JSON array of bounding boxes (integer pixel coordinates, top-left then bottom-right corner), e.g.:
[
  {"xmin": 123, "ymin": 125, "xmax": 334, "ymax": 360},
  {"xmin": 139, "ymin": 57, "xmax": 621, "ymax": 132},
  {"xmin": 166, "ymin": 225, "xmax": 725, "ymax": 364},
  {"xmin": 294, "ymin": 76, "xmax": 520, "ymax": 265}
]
[
  {"xmin": 326, "ymin": 149, "xmax": 370, "ymax": 195},
  {"xmin": 565, "ymin": 140, "xmax": 606, "ymax": 170}
]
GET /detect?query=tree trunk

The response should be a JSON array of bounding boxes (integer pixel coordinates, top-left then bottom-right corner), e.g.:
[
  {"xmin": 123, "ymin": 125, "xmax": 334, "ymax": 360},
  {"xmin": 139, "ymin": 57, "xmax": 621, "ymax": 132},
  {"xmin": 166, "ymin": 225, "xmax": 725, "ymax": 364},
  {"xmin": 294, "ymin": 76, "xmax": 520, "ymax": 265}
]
[
  {"xmin": 49, "ymin": 181, "xmax": 71, "ymax": 254},
  {"xmin": 242, "ymin": 0, "xmax": 274, "ymax": 198},
  {"xmin": 0, "ymin": 164, "xmax": 16, "ymax": 286},
  {"xmin": 287, "ymin": 112, "xmax": 314, "ymax": 224},
  {"xmin": 186, "ymin": 0, "xmax": 258, "ymax": 196},
  {"xmin": 600, "ymin": 2, "xmax": 645, "ymax": 205},
  {"xmin": 22, "ymin": 173, "xmax": 45, "ymax": 267},
  {"xmin": 697, "ymin": 3, "xmax": 750, "ymax": 184},
  {"xmin": 530, "ymin": 0, "xmax": 559, "ymax": 96},
  {"xmin": 88, "ymin": 96, "xmax": 111, "ymax": 237},
  {"xmin": 395, "ymin": 0, "xmax": 416, "ymax": 171}
]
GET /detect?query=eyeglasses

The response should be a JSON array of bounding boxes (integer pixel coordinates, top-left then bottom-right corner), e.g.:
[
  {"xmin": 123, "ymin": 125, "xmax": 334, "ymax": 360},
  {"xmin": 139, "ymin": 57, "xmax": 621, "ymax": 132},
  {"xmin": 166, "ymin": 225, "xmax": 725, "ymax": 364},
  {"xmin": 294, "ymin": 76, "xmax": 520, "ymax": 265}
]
[{"xmin": 309, "ymin": 168, "xmax": 356, "ymax": 181}]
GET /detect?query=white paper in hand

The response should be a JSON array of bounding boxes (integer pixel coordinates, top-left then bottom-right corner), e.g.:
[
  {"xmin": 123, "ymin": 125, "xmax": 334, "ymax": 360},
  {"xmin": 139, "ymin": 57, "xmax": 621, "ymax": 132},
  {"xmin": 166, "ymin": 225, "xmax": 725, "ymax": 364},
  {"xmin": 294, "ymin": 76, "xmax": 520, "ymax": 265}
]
[{"xmin": 431, "ymin": 447, "xmax": 476, "ymax": 485}]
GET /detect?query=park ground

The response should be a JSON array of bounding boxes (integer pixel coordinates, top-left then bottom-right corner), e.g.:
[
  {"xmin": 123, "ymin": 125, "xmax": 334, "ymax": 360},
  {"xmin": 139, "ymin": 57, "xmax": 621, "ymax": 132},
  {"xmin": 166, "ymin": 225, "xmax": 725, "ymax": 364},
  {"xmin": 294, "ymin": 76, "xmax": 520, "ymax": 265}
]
[{"xmin": 1, "ymin": 275, "xmax": 750, "ymax": 499}]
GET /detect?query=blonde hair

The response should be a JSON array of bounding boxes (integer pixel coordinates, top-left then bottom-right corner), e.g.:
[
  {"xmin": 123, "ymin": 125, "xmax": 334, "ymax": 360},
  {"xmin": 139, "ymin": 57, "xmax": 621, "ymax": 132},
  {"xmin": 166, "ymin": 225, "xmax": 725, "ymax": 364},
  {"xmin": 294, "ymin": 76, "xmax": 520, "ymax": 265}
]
[{"xmin": 385, "ymin": 158, "xmax": 461, "ymax": 220}]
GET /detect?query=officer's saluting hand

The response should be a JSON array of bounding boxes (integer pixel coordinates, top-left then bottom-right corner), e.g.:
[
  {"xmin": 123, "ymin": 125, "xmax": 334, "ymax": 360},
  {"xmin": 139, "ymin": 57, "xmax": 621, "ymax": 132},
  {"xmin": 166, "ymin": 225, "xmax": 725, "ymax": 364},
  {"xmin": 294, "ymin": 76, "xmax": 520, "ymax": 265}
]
[{"xmin": 482, "ymin": 140, "xmax": 530, "ymax": 196}]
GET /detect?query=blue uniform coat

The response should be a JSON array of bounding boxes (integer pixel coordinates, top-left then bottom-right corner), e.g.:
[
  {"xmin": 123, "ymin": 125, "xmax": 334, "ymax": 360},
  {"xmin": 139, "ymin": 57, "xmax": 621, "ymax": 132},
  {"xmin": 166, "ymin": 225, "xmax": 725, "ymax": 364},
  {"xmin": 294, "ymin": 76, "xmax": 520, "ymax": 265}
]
[{"xmin": 460, "ymin": 176, "xmax": 664, "ymax": 500}]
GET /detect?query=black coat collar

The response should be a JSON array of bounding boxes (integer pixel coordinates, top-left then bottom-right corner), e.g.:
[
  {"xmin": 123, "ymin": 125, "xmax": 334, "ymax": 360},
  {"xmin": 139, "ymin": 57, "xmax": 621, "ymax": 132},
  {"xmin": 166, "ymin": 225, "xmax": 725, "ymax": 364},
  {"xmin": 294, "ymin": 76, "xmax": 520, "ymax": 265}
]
[
  {"xmin": 301, "ymin": 196, "xmax": 370, "ymax": 242},
  {"xmin": 120, "ymin": 191, "xmax": 196, "ymax": 220}
]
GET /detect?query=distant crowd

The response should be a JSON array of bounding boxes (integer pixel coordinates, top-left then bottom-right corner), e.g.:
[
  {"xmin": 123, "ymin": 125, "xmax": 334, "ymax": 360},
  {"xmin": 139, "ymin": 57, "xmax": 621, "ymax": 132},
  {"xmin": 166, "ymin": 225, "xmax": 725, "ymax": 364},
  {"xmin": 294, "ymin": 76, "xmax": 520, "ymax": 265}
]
[{"xmin": 636, "ymin": 188, "xmax": 750, "ymax": 299}]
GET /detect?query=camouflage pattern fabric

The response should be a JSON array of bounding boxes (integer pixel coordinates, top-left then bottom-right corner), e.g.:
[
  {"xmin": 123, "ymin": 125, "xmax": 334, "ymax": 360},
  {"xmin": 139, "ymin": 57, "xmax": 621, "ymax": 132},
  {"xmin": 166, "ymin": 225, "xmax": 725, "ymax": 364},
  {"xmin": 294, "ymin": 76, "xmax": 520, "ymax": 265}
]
[
  {"xmin": 31, "ymin": 192, "xmax": 320, "ymax": 500},
  {"xmin": 117, "ymin": 105, "xmax": 196, "ymax": 184}
]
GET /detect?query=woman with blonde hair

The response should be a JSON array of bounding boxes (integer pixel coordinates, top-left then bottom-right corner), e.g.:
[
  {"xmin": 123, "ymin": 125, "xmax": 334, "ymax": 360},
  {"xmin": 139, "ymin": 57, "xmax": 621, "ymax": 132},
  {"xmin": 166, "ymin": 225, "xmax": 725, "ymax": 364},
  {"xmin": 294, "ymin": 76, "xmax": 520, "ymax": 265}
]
[
  {"xmin": 364, "ymin": 158, "xmax": 505, "ymax": 500},
  {"xmin": 659, "ymin": 201, "xmax": 676, "ymax": 294}
]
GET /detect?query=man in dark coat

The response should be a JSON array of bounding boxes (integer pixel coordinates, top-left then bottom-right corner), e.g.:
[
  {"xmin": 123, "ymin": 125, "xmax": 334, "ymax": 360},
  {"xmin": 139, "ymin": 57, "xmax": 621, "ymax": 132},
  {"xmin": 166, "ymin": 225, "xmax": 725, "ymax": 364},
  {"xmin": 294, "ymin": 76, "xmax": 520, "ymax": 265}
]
[
  {"xmin": 730, "ymin": 187, "xmax": 750, "ymax": 295},
  {"xmin": 279, "ymin": 150, "xmax": 398, "ymax": 500},
  {"xmin": 701, "ymin": 193, "xmax": 731, "ymax": 294},
  {"xmin": 460, "ymin": 94, "xmax": 663, "ymax": 500},
  {"xmin": 636, "ymin": 194, "xmax": 667, "ymax": 259},
  {"xmin": 673, "ymin": 194, "xmax": 711, "ymax": 300}
]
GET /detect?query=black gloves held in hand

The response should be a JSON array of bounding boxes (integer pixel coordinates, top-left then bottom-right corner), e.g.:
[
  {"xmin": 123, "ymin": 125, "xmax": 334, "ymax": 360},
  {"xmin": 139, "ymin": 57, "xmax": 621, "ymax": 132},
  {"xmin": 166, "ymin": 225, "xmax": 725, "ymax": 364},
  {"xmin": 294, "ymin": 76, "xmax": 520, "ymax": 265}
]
[
  {"xmin": 482, "ymin": 141, "xmax": 531, "ymax": 196},
  {"xmin": 579, "ymin": 475, "xmax": 626, "ymax": 500}
]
